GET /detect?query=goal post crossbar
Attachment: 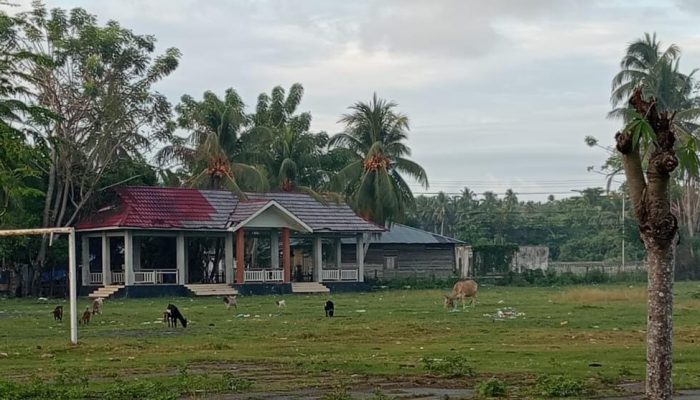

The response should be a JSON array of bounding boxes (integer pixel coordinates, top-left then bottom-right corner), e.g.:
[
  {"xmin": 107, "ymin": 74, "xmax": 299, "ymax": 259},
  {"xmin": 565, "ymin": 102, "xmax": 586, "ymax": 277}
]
[{"xmin": 0, "ymin": 227, "xmax": 78, "ymax": 344}]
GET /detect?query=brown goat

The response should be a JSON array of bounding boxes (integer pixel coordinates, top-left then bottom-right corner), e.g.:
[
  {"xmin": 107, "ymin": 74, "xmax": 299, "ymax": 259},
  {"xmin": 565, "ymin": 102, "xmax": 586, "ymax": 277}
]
[
  {"xmin": 80, "ymin": 307, "xmax": 92, "ymax": 325},
  {"xmin": 444, "ymin": 279, "xmax": 478, "ymax": 309}
]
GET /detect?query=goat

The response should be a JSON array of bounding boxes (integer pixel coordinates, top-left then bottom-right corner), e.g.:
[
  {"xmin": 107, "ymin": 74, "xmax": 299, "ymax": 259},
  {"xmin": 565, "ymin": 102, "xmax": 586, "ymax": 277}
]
[
  {"xmin": 165, "ymin": 304, "xmax": 187, "ymax": 328},
  {"xmin": 223, "ymin": 295, "xmax": 237, "ymax": 310},
  {"xmin": 92, "ymin": 297, "xmax": 103, "ymax": 316},
  {"xmin": 444, "ymin": 279, "xmax": 478, "ymax": 309},
  {"xmin": 52, "ymin": 306, "xmax": 63, "ymax": 321},
  {"xmin": 275, "ymin": 299, "xmax": 286, "ymax": 308},
  {"xmin": 80, "ymin": 307, "xmax": 92, "ymax": 325},
  {"xmin": 324, "ymin": 300, "xmax": 334, "ymax": 317}
]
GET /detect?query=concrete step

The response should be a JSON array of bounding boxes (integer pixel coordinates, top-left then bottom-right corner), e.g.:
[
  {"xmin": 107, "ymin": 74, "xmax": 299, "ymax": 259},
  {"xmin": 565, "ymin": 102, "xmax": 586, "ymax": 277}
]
[
  {"xmin": 185, "ymin": 284, "xmax": 238, "ymax": 297},
  {"xmin": 88, "ymin": 285, "xmax": 124, "ymax": 299},
  {"xmin": 291, "ymin": 282, "xmax": 330, "ymax": 294}
]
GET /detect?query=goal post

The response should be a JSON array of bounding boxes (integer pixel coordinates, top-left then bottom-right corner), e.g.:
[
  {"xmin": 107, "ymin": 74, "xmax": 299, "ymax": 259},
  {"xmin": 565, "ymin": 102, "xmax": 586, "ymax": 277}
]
[{"xmin": 0, "ymin": 227, "xmax": 78, "ymax": 344}]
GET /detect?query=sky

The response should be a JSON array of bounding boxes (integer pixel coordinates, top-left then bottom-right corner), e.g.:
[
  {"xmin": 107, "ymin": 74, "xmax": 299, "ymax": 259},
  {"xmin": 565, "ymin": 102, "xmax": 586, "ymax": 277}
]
[{"xmin": 14, "ymin": 0, "xmax": 700, "ymax": 200}]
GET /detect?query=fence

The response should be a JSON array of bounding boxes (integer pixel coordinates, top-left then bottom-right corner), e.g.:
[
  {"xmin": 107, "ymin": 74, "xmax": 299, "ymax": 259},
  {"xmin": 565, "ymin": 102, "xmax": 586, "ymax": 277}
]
[{"xmin": 548, "ymin": 261, "xmax": 646, "ymax": 276}]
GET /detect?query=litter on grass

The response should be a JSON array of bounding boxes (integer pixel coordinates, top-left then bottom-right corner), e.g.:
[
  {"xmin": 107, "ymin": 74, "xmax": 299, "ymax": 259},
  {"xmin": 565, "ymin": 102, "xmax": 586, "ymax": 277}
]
[{"xmin": 485, "ymin": 307, "xmax": 525, "ymax": 321}]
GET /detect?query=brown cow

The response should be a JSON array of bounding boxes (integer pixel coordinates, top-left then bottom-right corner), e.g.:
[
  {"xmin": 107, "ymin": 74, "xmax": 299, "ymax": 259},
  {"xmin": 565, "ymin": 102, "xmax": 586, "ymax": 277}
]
[{"xmin": 444, "ymin": 279, "xmax": 478, "ymax": 309}]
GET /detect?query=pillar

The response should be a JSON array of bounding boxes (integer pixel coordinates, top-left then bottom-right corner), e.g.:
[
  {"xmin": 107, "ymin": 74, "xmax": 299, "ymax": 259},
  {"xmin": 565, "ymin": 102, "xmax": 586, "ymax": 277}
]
[
  {"xmin": 133, "ymin": 236, "xmax": 141, "ymax": 270},
  {"xmin": 282, "ymin": 228, "xmax": 291, "ymax": 283},
  {"xmin": 236, "ymin": 229, "xmax": 245, "ymax": 283},
  {"xmin": 356, "ymin": 234, "xmax": 365, "ymax": 282},
  {"xmin": 225, "ymin": 233, "xmax": 234, "ymax": 284},
  {"xmin": 124, "ymin": 231, "xmax": 134, "ymax": 285},
  {"xmin": 313, "ymin": 236, "xmax": 322, "ymax": 282},
  {"xmin": 335, "ymin": 238, "xmax": 342, "ymax": 268},
  {"xmin": 101, "ymin": 233, "xmax": 112, "ymax": 285},
  {"xmin": 81, "ymin": 235, "xmax": 89, "ymax": 286},
  {"xmin": 176, "ymin": 233, "xmax": 186, "ymax": 284},
  {"xmin": 270, "ymin": 231, "xmax": 280, "ymax": 269}
]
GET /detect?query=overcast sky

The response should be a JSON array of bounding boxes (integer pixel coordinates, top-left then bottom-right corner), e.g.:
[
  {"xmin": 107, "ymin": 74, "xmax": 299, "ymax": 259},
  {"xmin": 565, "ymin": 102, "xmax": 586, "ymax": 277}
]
[{"xmin": 17, "ymin": 0, "xmax": 700, "ymax": 200}]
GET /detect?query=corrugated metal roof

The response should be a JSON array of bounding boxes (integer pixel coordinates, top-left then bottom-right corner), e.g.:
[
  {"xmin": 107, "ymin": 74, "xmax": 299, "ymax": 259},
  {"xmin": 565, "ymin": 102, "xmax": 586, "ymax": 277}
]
[
  {"xmin": 341, "ymin": 223, "xmax": 463, "ymax": 245},
  {"xmin": 75, "ymin": 187, "xmax": 383, "ymax": 233}
]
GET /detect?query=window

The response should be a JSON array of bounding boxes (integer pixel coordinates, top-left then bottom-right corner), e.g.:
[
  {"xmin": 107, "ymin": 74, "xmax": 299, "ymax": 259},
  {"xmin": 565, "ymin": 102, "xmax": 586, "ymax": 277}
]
[{"xmin": 384, "ymin": 256, "xmax": 397, "ymax": 270}]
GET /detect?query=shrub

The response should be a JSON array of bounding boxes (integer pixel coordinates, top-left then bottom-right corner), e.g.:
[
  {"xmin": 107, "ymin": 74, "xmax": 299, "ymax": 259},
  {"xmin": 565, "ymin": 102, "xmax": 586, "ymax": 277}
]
[
  {"xmin": 422, "ymin": 355, "xmax": 476, "ymax": 378},
  {"xmin": 534, "ymin": 375, "xmax": 586, "ymax": 398},
  {"xmin": 476, "ymin": 378, "xmax": 508, "ymax": 397}
]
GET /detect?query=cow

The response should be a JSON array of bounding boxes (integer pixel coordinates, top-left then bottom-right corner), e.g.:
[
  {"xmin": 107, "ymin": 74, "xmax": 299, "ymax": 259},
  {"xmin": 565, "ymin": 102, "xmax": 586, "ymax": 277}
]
[{"xmin": 444, "ymin": 279, "xmax": 478, "ymax": 309}]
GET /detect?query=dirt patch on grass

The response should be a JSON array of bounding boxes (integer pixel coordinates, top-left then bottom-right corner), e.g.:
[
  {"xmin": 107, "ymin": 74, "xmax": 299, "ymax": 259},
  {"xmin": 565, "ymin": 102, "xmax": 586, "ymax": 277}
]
[{"xmin": 553, "ymin": 287, "xmax": 646, "ymax": 304}]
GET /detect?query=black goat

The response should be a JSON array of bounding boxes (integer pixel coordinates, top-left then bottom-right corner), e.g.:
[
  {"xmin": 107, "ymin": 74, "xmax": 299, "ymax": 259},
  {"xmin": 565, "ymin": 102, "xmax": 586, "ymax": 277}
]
[
  {"xmin": 324, "ymin": 300, "xmax": 334, "ymax": 318},
  {"xmin": 165, "ymin": 304, "xmax": 188, "ymax": 328}
]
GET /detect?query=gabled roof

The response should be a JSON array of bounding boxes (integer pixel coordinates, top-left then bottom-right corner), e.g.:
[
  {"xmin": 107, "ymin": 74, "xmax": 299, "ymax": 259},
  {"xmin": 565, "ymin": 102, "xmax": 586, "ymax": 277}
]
[
  {"xmin": 75, "ymin": 186, "xmax": 383, "ymax": 234},
  {"xmin": 341, "ymin": 223, "xmax": 463, "ymax": 245}
]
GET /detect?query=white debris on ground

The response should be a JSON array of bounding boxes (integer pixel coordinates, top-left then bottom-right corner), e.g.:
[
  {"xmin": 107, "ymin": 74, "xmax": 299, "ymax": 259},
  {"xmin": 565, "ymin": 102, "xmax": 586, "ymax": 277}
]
[{"xmin": 484, "ymin": 307, "xmax": 525, "ymax": 321}]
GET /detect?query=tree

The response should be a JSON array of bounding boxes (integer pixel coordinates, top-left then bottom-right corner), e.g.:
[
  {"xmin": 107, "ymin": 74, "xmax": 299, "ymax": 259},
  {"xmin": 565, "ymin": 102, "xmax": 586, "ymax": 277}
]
[
  {"xmin": 156, "ymin": 89, "xmax": 265, "ymax": 195},
  {"xmin": 248, "ymin": 84, "xmax": 330, "ymax": 195},
  {"xmin": 330, "ymin": 94, "xmax": 428, "ymax": 224},
  {"xmin": 611, "ymin": 33, "xmax": 700, "ymax": 399},
  {"xmin": 13, "ymin": 3, "xmax": 181, "ymax": 293}
]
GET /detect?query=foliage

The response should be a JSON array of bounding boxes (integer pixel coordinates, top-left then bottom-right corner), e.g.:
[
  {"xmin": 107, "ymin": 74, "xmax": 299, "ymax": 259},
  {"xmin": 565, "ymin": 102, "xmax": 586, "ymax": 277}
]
[
  {"xmin": 330, "ymin": 93, "xmax": 428, "ymax": 224},
  {"xmin": 472, "ymin": 244, "xmax": 519, "ymax": 276},
  {"xmin": 534, "ymin": 375, "xmax": 586, "ymax": 398},
  {"xmin": 476, "ymin": 378, "xmax": 508, "ymax": 398},
  {"xmin": 407, "ymin": 188, "xmax": 649, "ymax": 264},
  {"xmin": 421, "ymin": 355, "xmax": 476, "ymax": 378}
]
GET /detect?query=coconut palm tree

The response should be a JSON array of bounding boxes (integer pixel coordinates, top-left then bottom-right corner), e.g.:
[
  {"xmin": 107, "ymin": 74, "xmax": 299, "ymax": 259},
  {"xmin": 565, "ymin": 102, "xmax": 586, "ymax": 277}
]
[
  {"xmin": 156, "ymin": 89, "xmax": 265, "ymax": 196},
  {"xmin": 330, "ymin": 94, "xmax": 428, "ymax": 225}
]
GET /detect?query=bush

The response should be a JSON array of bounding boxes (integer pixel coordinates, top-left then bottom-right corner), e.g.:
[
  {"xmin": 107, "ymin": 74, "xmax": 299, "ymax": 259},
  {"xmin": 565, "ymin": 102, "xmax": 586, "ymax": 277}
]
[
  {"xmin": 534, "ymin": 375, "xmax": 586, "ymax": 398},
  {"xmin": 422, "ymin": 355, "xmax": 476, "ymax": 378},
  {"xmin": 476, "ymin": 378, "xmax": 508, "ymax": 397}
]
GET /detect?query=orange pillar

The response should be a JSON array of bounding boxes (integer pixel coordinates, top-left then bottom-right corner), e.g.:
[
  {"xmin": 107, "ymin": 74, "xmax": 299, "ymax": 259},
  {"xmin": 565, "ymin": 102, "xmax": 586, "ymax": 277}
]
[
  {"xmin": 282, "ymin": 228, "xmax": 291, "ymax": 283},
  {"xmin": 236, "ymin": 229, "xmax": 245, "ymax": 283}
]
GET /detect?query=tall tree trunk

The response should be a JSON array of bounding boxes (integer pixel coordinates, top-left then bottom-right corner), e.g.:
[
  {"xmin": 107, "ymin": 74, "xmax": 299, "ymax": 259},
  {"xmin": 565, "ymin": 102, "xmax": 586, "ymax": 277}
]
[
  {"xmin": 644, "ymin": 240, "xmax": 674, "ymax": 398},
  {"xmin": 616, "ymin": 89, "xmax": 678, "ymax": 400}
]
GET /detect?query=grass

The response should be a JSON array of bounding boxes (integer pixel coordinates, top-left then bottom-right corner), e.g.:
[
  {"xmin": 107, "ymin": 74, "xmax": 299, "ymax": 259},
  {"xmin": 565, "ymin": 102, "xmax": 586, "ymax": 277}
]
[{"xmin": 2, "ymin": 282, "xmax": 700, "ymax": 398}]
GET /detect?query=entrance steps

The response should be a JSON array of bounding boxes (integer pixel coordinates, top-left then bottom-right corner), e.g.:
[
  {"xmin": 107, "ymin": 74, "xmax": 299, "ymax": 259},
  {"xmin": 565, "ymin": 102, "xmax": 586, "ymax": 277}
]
[
  {"xmin": 291, "ymin": 282, "xmax": 330, "ymax": 294},
  {"xmin": 185, "ymin": 284, "xmax": 238, "ymax": 297},
  {"xmin": 88, "ymin": 285, "xmax": 125, "ymax": 299}
]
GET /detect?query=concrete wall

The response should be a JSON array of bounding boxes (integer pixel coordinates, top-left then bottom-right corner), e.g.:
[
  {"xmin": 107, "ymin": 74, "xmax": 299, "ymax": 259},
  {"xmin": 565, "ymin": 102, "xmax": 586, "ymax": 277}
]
[{"xmin": 511, "ymin": 246, "xmax": 549, "ymax": 272}]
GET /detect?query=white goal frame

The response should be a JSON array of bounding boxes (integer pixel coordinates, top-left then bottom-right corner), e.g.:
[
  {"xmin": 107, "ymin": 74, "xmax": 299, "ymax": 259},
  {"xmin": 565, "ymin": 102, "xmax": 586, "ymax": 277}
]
[{"xmin": 0, "ymin": 227, "xmax": 78, "ymax": 344}]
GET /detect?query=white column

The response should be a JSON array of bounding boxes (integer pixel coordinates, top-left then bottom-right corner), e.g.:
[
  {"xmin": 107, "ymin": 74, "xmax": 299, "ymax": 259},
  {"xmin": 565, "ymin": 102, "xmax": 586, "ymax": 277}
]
[
  {"xmin": 124, "ymin": 231, "xmax": 134, "ymax": 285},
  {"xmin": 271, "ymin": 231, "xmax": 280, "ymax": 269},
  {"xmin": 335, "ymin": 238, "xmax": 342, "ymax": 268},
  {"xmin": 176, "ymin": 233, "xmax": 186, "ymax": 285},
  {"xmin": 313, "ymin": 236, "xmax": 323, "ymax": 282},
  {"xmin": 101, "ymin": 233, "xmax": 111, "ymax": 285},
  {"xmin": 224, "ymin": 233, "xmax": 234, "ymax": 284},
  {"xmin": 81, "ymin": 235, "xmax": 89, "ymax": 286},
  {"xmin": 356, "ymin": 234, "xmax": 364, "ymax": 282}
]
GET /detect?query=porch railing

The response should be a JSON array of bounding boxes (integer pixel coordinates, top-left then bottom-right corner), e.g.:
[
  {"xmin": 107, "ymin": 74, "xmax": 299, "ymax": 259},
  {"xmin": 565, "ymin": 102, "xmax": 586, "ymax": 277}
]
[
  {"xmin": 244, "ymin": 269, "xmax": 283, "ymax": 282},
  {"xmin": 321, "ymin": 269, "xmax": 359, "ymax": 281},
  {"xmin": 111, "ymin": 272, "xmax": 125, "ymax": 284},
  {"xmin": 134, "ymin": 269, "xmax": 178, "ymax": 285},
  {"xmin": 89, "ymin": 272, "xmax": 103, "ymax": 285}
]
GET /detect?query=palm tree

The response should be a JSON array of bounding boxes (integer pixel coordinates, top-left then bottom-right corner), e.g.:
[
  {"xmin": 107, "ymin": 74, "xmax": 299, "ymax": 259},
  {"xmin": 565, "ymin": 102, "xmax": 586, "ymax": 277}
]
[
  {"xmin": 156, "ymin": 89, "xmax": 265, "ymax": 196},
  {"xmin": 330, "ymin": 94, "xmax": 428, "ymax": 225},
  {"xmin": 249, "ymin": 84, "xmax": 318, "ymax": 190}
]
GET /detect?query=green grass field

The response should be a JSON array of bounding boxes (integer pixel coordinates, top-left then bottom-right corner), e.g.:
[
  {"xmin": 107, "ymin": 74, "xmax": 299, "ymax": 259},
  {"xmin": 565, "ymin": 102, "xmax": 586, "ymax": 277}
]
[{"xmin": 2, "ymin": 282, "xmax": 700, "ymax": 399}]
